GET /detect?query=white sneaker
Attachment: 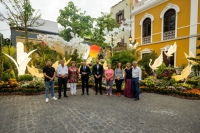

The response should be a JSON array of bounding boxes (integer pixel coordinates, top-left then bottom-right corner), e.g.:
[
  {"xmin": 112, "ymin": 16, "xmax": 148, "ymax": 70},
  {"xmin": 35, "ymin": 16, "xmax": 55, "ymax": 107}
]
[
  {"xmin": 45, "ymin": 98, "xmax": 49, "ymax": 103},
  {"xmin": 52, "ymin": 97, "xmax": 57, "ymax": 100}
]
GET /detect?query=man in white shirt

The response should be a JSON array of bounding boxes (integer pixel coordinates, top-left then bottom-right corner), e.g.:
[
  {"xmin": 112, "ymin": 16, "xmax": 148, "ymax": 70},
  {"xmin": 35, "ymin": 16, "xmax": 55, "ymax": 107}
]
[
  {"xmin": 57, "ymin": 59, "xmax": 68, "ymax": 99},
  {"xmin": 132, "ymin": 61, "xmax": 142, "ymax": 101}
]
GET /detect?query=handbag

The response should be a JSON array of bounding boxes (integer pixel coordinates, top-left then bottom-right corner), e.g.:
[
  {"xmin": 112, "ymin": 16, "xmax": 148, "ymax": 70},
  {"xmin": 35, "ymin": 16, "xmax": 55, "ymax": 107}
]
[{"xmin": 106, "ymin": 86, "xmax": 110, "ymax": 90}]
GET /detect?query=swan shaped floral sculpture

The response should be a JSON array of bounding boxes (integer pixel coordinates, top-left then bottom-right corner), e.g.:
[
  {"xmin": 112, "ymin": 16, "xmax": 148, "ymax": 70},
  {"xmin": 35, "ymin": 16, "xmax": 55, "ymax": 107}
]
[
  {"xmin": 172, "ymin": 65, "xmax": 192, "ymax": 81},
  {"xmin": 149, "ymin": 52, "xmax": 163, "ymax": 71},
  {"xmin": 164, "ymin": 42, "xmax": 177, "ymax": 57},
  {"xmin": 184, "ymin": 51, "xmax": 198, "ymax": 65},
  {"xmin": 27, "ymin": 65, "xmax": 43, "ymax": 78},
  {"xmin": 3, "ymin": 42, "xmax": 37, "ymax": 76}
]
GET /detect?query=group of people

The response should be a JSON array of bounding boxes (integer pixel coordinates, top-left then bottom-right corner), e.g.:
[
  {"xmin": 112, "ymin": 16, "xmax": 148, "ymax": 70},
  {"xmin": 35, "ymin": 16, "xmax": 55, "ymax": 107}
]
[{"xmin": 43, "ymin": 59, "xmax": 142, "ymax": 103}]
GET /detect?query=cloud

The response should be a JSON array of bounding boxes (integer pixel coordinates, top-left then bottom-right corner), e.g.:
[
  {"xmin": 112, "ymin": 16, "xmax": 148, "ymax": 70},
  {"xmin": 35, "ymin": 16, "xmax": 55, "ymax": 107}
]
[{"xmin": 0, "ymin": 0, "xmax": 118, "ymax": 38}]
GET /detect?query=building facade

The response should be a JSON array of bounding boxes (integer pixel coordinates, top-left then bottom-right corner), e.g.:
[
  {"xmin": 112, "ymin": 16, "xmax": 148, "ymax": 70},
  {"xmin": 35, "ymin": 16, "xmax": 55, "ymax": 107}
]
[
  {"xmin": 130, "ymin": 0, "xmax": 200, "ymax": 67},
  {"xmin": 111, "ymin": 0, "xmax": 131, "ymax": 50},
  {"xmin": 10, "ymin": 19, "xmax": 67, "ymax": 54}
]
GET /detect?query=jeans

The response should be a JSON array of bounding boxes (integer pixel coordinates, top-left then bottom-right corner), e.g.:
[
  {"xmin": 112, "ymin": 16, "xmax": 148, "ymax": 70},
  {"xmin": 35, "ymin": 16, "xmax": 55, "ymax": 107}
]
[
  {"xmin": 45, "ymin": 81, "xmax": 55, "ymax": 98},
  {"xmin": 132, "ymin": 78, "xmax": 140, "ymax": 98}
]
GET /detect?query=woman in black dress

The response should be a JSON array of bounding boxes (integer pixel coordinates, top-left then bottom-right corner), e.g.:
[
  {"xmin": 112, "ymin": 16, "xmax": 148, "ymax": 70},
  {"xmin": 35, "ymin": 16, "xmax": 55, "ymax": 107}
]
[{"xmin": 124, "ymin": 62, "xmax": 133, "ymax": 98}]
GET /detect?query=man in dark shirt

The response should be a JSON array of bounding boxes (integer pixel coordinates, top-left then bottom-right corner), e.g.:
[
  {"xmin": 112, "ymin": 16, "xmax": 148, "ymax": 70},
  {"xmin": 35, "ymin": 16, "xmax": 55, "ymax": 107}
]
[{"xmin": 43, "ymin": 60, "xmax": 57, "ymax": 103}]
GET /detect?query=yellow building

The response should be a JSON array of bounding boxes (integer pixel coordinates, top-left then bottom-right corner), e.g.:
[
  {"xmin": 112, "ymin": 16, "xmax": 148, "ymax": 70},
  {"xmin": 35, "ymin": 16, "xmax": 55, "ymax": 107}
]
[{"xmin": 130, "ymin": 0, "xmax": 200, "ymax": 67}]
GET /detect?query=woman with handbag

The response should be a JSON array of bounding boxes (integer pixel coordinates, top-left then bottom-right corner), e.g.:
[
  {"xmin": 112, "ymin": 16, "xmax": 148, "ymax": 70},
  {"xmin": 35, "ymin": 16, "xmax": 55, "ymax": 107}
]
[
  {"xmin": 104, "ymin": 64, "xmax": 114, "ymax": 96},
  {"xmin": 115, "ymin": 62, "xmax": 124, "ymax": 97},
  {"xmin": 124, "ymin": 62, "xmax": 134, "ymax": 98}
]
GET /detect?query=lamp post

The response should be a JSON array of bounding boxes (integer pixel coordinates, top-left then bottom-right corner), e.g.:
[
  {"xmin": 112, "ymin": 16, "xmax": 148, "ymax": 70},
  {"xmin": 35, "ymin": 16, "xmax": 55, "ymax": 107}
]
[{"xmin": 128, "ymin": 35, "xmax": 137, "ymax": 49}]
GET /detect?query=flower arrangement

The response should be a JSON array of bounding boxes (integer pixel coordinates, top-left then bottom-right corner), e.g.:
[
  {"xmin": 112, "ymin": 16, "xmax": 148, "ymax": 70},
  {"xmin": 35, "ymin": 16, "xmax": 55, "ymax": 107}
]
[{"xmin": 0, "ymin": 78, "xmax": 18, "ymax": 88}]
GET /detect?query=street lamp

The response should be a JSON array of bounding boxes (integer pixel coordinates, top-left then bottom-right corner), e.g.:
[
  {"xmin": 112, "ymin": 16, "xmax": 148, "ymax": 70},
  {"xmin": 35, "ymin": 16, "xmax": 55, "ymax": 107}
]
[{"xmin": 128, "ymin": 35, "xmax": 136, "ymax": 45}]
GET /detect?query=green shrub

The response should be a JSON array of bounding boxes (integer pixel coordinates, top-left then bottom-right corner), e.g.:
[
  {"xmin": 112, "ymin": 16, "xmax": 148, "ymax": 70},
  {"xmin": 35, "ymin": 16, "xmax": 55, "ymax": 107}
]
[
  {"xmin": 179, "ymin": 83, "xmax": 194, "ymax": 90},
  {"xmin": 186, "ymin": 76, "xmax": 200, "ymax": 86},
  {"xmin": 143, "ymin": 76, "xmax": 157, "ymax": 89},
  {"xmin": 157, "ymin": 66, "xmax": 176, "ymax": 79},
  {"xmin": 198, "ymin": 81, "xmax": 200, "ymax": 89},
  {"xmin": 2, "ymin": 73, "xmax": 11, "ymax": 81},
  {"xmin": 169, "ymin": 78, "xmax": 177, "ymax": 85},
  {"xmin": 110, "ymin": 49, "xmax": 138, "ymax": 69},
  {"xmin": 155, "ymin": 78, "xmax": 170, "ymax": 89},
  {"xmin": 138, "ymin": 51, "xmax": 158, "ymax": 75},
  {"xmin": 156, "ymin": 63, "xmax": 166, "ymax": 77},
  {"xmin": 10, "ymin": 70, "xmax": 16, "ymax": 79},
  {"xmin": 18, "ymin": 74, "xmax": 33, "ymax": 81}
]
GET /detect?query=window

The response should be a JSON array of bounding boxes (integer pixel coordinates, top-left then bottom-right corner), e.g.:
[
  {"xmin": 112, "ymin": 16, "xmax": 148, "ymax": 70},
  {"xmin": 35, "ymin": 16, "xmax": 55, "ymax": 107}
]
[
  {"xmin": 143, "ymin": 18, "xmax": 151, "ymax": 37},
  {"xmin": 163, "ymin": 9, "xmax": 176, "ymax": 40},
  {"xmin": 116, "ymin": 10, "xmax": 124, "ymax": 24},
  {"xmin": 163, "ymin": 51, "xmax": 174, "ymax": 66},
  {"xmin": 142, "ymin": 53, "xmax": 151, "ymax": 59},
  {"xmin": 142, "ymin": 18, "xmax": 151, "ymax": 44},
  {"xmin": 117, "ymin": 14, "xmax": 123, "ymax": 24}
]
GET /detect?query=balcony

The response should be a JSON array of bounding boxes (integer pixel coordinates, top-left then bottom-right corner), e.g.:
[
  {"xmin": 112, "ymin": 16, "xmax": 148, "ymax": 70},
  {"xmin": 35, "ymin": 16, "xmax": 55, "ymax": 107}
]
[
  {"xmin": 132, "ymin": 0, "xmax": 168, "ymax": 15},
  {"xmin": 163, "ymin": 30, "xmax": 175, "ymax": 40},
  {"xmin": 142, "ymin": 36, "xmax": 151, "ymax": 44}
]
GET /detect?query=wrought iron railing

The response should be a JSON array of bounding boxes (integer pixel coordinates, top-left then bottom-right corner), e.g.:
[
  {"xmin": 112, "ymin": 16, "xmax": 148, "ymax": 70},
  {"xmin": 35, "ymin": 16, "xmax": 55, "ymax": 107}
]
[
  {"xmin": 142, "ymin": 36, "xmax": 151, "ymax": 44},
  {"xmin": 163, "ymin": 30, "xmax": 175, "ymax": 40}
]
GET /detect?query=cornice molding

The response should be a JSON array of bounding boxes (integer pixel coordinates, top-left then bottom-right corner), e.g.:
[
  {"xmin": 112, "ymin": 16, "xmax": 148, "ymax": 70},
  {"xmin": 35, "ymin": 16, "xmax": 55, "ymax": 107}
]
[{"xmin": 131, "ymin": 0, "xmax": 168, "ymax": 16}]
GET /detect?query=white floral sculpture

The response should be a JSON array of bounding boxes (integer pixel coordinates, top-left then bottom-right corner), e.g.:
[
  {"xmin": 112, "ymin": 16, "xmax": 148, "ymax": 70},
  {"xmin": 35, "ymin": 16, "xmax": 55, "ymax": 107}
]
[
  {"xmin": 37, "ymin": 32, "xmax": 90, "ymax": 59},
  {"xmin": 3, "ymin": 42, "xmax": 37, "ymax": 75},
  {"xmin": 68, "ymin": 32, "xmax": 90, "ymax": 58},
  {"xmin": 164, "ymin": 42, "xmax": 177, "ymax": 66},
  {"xmin": 103, "ymin": 19, "xmax": 131, "ymax": 54},
  {"xmin": 184, "ymin": 51, "xmax": 198, "ymax": 65},
  {"xmin": 164, "ymin": 42, "xmax": 177, "ymax": 57},
  {"xmin": 149, "ymin": 52, "xmax": 163, "ymax": 71}
]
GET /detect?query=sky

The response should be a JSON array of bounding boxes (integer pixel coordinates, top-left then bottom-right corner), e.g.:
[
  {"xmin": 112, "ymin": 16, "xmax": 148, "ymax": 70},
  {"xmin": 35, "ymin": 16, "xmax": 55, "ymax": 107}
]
[{"xmin": 0, "ymin": 0, "xmax": 121, "ymax": 38}]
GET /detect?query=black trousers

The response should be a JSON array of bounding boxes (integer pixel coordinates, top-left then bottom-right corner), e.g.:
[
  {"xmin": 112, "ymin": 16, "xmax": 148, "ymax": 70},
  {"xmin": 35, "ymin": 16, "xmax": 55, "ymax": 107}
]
[
  {"xmin": 95, "ymin": 76, "xmax": 102, "ymax": 93},
  {"xmin": 81, "ymin": 78, "xmax": 89, "ymax": 94},
  {"xmin": 58, "ymin": 77, "xmax": 67, "ymax": 97},
  {"xmin": 115, "ymin": 79, "xmax": 123, "ymax": 93}
]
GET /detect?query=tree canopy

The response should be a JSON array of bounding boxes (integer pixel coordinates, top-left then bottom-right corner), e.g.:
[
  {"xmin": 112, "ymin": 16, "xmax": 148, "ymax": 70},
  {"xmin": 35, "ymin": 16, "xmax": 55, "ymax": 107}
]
[
  {"xmin": 91, "ymin": 12, "xmax": 119, "ymax": 47},
  {"xmin": 0, "ymin": 0, "xmax": 44, "ymax": 44},
  {"xmin": 57, "ymin": 1, "xmax": 94, "ymax": 41}
]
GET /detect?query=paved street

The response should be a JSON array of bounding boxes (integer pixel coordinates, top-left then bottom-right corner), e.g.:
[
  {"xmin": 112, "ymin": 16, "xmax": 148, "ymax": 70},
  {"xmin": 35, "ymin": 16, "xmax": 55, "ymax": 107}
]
[{"xmin": 0, "ymin": 90, "xmax": 200, "ymax": 133}]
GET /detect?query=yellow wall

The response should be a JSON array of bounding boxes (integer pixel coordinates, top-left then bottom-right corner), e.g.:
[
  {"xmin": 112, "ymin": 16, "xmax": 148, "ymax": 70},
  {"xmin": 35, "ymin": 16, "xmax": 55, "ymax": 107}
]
[
  {"xmin": 177, "ymin": 27, "xmax": 190, "ymax": 37},
  {"xmin": 133, "ymin": 0, "xmax": 195, "ymax": 67},
  {"xmin": 134, "ymin": 0, "xmax": 191, "ymax": 41},
  {"xmin": 138, "ymin": 38, "xmax": 189, "ymax": 66},
  {"xmin": 198, "ymin": 1, "xmax": 200, "ymax": 36}
]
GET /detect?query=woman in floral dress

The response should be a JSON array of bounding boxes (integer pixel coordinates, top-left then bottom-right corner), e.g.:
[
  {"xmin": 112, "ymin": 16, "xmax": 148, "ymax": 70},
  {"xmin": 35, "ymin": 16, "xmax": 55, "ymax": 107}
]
[{"xmin": 68, "ymin": 61, "xmax": 79, "ymax": 96}]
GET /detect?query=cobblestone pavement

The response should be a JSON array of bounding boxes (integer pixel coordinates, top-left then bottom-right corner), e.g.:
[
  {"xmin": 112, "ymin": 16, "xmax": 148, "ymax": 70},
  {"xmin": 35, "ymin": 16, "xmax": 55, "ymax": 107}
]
[{"xmin": 0, "ymin": 90, "xmax": 200, "ymax": 133}]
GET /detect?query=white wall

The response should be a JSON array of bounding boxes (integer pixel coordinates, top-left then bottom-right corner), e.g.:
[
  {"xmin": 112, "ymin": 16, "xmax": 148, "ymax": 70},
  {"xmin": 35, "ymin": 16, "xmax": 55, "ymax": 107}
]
[{"xmin": 110, "ymin": 0, "xmax": 131, "ymax": 45}]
